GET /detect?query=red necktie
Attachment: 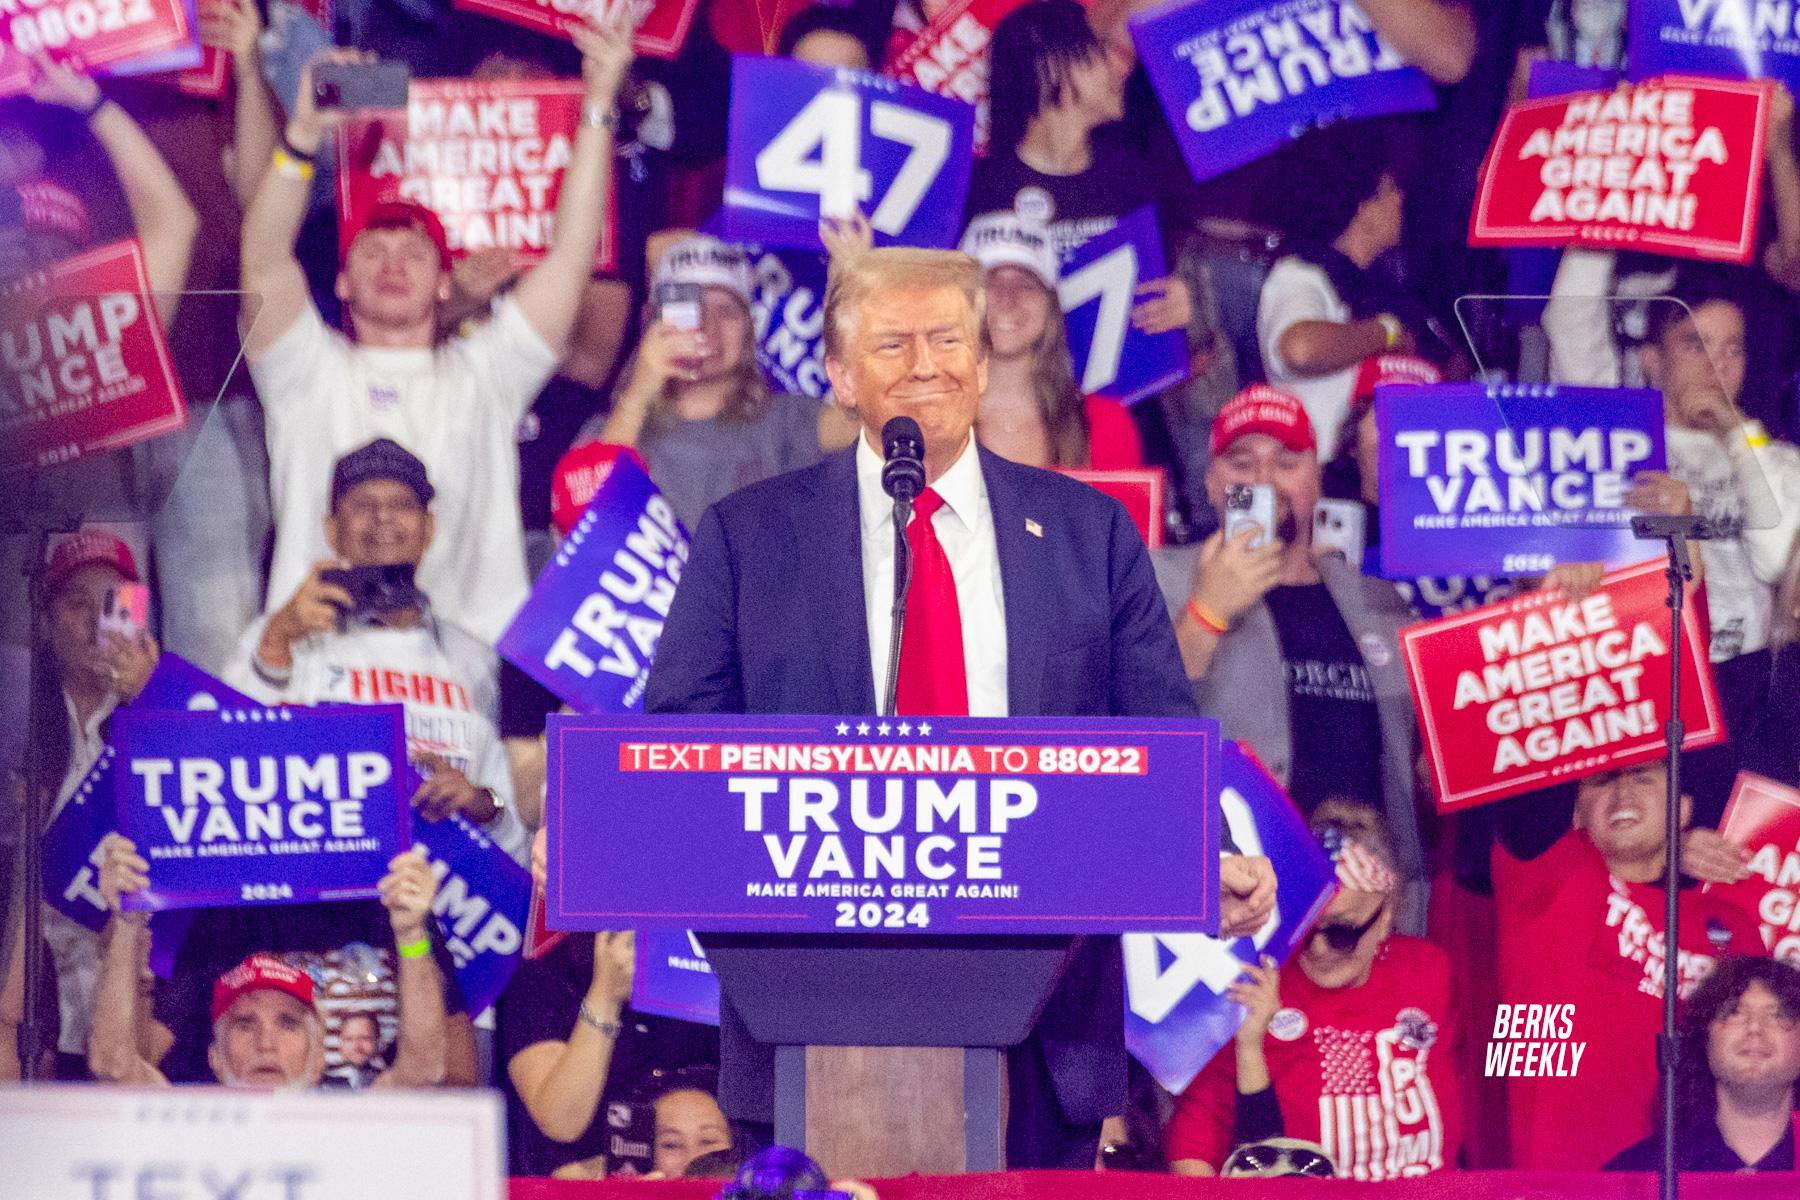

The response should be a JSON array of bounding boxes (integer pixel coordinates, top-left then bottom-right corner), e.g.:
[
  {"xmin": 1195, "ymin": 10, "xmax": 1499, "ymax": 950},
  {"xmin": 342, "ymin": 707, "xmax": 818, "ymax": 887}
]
[{"xmin": 894, "ymin": 487, "xmax": 969, "ymax": 716}]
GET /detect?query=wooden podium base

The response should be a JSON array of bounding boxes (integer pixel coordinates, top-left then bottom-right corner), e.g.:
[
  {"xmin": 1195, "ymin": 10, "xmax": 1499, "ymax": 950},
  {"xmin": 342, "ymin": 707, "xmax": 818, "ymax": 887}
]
[{"xmin": 774, "ymin": 1045, "xmax": 1005, "ymax": 1178}]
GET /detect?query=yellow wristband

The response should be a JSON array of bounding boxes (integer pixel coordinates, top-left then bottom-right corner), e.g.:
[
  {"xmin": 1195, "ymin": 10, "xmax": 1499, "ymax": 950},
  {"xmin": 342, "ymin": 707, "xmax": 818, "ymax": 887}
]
[
  {"xmin": 397, "ymin": 935, "xmax": 431, "ymax": 960},
  {"xmin": 272, "ymin": 147, "xmax": 315, "ymax": 181},
  {"xmin": 1186, "ymin": 597, "xmax": 1229, "ymax": 635}
]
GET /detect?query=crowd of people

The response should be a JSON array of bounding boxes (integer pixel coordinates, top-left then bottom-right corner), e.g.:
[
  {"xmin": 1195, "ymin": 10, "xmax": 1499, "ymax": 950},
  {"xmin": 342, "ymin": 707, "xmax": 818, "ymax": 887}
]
[{"xmin": 6, "ymin": 0, "xmax": 1800, "ymax": 1183}]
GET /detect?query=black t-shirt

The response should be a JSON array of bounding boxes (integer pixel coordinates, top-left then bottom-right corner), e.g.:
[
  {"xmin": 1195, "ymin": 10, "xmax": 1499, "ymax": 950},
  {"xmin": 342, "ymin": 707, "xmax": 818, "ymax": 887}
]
[
  {"xmin": 1605, "ymin": 1119, "xmax": 1796, "ymax": 1173},
  {"xmin": 518, "ymin": 373, "xmax": 607, "ymax": 533},
  {"xmin": 1264, "ymin": 583, "xmax": 1384, "ymax": 814},
  {"xmin": 497, "ymin": 934, "xmax": 719, "ymax": 1177},
  {"xmin": 152, "ymin": 901, "xmax": 465, "ymax": 1085},
  {"xmin": 965, "ymin": 140, "xmax": 1159, "ymax": 261}
]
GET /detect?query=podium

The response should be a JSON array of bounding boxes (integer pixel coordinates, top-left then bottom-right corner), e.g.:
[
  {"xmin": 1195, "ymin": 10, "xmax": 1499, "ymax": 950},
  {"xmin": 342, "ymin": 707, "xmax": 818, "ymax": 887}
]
[
  {"xmin": 702, "ymin": 933, "xmax": 1077, "ymax": 1175},
  {"xmin": 544, "ymin": 713, "xmax": 1222, "ymax": 1178}
]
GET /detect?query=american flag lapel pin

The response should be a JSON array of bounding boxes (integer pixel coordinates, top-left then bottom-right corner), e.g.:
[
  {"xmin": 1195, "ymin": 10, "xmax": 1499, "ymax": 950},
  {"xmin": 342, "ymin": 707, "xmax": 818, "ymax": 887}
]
[{"xmin": 1025, "ymin": 518, "xmax": 1043, "ymax": 538}]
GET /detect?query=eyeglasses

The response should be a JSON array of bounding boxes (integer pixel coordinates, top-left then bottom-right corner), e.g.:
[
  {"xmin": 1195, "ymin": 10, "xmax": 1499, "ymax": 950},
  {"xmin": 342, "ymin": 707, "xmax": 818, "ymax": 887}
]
[
  {"xmin": 1221, "ymin": 1141, "xmax": 1337, "ymax": 1178},
  {"xmin": 1311, "ymin": 906, "xmax": 1384, "ymax": 953},
  {"xmin": 1715, "ymin": 1005, "xmax": 1800, "ymax": 1033}
]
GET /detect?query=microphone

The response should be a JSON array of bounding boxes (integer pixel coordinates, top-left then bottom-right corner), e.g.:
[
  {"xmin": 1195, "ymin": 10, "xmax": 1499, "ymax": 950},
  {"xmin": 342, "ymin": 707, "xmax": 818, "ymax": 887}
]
[{"xmin": 881, "ymin": 416, "xmax": 926, "ymax": 502}]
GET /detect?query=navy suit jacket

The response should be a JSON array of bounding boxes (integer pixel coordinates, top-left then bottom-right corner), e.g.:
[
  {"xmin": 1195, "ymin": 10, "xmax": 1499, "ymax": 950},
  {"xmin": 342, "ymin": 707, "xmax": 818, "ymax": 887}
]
[{"xmin": 647, "ymin": 443, "xmax": 1197, "ymax": 1125}]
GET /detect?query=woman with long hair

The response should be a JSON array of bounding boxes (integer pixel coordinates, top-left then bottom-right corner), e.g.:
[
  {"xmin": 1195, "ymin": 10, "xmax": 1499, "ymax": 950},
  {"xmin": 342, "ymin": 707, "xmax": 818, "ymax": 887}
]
[
  {"xmin": 958, "ymin": 212, "xmax": 1142, "ymax": 470},
  {"xmin": 1605, "ymin": 957, "xmax": 1800, "ymax": 1172}
]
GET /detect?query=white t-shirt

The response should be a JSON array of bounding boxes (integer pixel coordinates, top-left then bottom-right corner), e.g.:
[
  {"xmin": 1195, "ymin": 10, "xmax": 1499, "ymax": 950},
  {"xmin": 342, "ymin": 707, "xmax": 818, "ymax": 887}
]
[
  {"xmin": 1666, "ymin": 425, "xmax": 1800, "ymax": 662},
  {"xmin": 251, "ymin": 299, "xmax": 558, "ymax": 644},
  {"xmin": 224, "ymin": 610, "xmax": 528, "ymax": 864},
  {"xmin": 1258, "ymin": 256, "xmax": 1357, "ymax": 458}
]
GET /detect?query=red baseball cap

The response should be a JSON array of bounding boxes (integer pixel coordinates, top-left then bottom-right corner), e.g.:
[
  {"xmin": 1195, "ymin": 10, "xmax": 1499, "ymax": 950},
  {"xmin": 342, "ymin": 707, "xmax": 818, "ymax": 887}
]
[
  {"xmin": 14, "ymin": 180, "xmax": 92, "ymax": 248},
  {"xmin": 551, "ymin": 441, "xmax": 647, "ymax": 536},
  {"xmin": 345, "ymin": 200, "xmax": 452, "ymax": 271},
  {"xmin": 1211, "ymin": 384, "xmax": 1315, "ymax": 457},
  {"xmin": 1353, "ymin": 353, "xmax": 1441, "ymax": 405},
  {"xmin": 211, "ymin": 954, "xmax": 317, "ymax": 1023},
  {"xmin": 42, "ymin": 528, "xmax": 139, "ymax": 596}
]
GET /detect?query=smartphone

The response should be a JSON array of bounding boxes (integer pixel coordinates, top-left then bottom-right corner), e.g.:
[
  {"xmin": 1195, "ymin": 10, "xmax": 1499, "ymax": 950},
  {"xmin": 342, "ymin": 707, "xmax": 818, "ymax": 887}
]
[
  {"xmin": 312, "ymin": 61, "xmax": 411, "ymax": 111},
  {"xmin": 603, "ymin": 1100, "xmax": 655, "ymax": 1176},
  {"xmin": 1312, "ymin": 498, "xmax": 1367, "ymax": 564},
  {"xmin": 320, "ymin": 564, "xmax": 420, "ymax": 619},
  {"xmin": 654, "ymin": 281, "xmax": 702, "ymax": 331},
  {"xmin": 98, "ymin": 583, "xmax": 150, "ymax": 641},
  {"xmin": 1223, "ymin": 484, "xmax": 1276, "ymax": 549}
]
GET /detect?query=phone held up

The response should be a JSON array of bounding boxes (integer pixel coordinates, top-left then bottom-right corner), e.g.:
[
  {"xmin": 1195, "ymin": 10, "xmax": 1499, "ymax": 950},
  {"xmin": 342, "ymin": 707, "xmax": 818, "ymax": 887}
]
[
  {"xmin": 312, "ymin": 61, "xmax": 411, "ymax": 111},
  {"xmin": 98, "ymin": 583, "xmax": 150, "ymax": 642},
  {"xmin": 654, "ymin": 281, "xmax": 702, "ymax": 332},
  {"xmin": 1222, "ymin": 483, "xmax": 1276, "ymax": 550}
]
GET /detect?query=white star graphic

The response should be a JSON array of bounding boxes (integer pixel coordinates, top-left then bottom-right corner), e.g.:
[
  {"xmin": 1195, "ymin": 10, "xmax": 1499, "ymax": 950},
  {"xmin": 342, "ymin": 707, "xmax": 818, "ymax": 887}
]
[
  {"xmin": 877, "ymin": 722, "xmax": 892, "ymax": 736},
  {"xmin": 835, "ymin": 722, "xmax": 850, "ymax": 735},
  {"xmin": 917, "ymin": 721, "xmax": 932, "ymax": 736},
  {"xmin": 897, "ymin": 721, "xmax": 912, "ymax": 735},
  {"xmin": 856, "ymin": 722, "xmax": 871, "ymax": 735}
]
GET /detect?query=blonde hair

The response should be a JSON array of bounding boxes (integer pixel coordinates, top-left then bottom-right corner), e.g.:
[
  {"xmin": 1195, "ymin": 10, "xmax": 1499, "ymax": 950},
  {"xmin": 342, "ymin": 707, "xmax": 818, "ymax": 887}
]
[{"xmin": 823, "ymin": 248, "xmax": 986, "ymax": 359}]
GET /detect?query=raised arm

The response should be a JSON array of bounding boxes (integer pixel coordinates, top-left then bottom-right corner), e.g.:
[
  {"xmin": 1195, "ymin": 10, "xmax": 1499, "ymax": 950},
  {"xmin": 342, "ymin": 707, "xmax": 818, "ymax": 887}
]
[
  {"xmin": 374, "ymin": 851, "xmax": 448, "ymax": 1088},
  {"xmin": 509, "ymin": 11, "xmax": 635, "ymax": 352},
  {"xmin": 86, "ymin": 835, "xmax": 168, "ymax": 1086},
  {"xmin": 507, "ymin": 932, "xmax": 635, "ymax": 1142},
  {"xmin": 212, "ymin": 0, "xmax": 280, "ymax": 208},
  {"xmin": 28, "ymin": 58, "xmax": 198, "ymax": 327},
  {"xmin": 241, "ymin": 49, "xmax": 355, "ymax": 356},
  {"xmin": 1357, "ymin": 0, "xmax": 1476, "ymax": 85}
]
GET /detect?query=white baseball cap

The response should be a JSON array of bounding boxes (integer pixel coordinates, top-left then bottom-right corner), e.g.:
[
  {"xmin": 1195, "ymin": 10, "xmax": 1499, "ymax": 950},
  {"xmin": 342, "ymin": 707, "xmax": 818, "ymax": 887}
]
[
  {"xmin": 959, "ymin": 212, "xmax": 1058, "ymax": 290},
  {"xmin": 652, "ymin": 234, "xmax": 753, "ymax": 306}
]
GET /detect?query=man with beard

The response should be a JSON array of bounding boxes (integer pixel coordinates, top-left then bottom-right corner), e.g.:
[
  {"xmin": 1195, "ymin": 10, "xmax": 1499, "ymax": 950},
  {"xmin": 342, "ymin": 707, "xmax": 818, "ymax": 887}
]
[{"xmin": 1173, "ymin": 385, "xmax": 1427, "ymax": 932}]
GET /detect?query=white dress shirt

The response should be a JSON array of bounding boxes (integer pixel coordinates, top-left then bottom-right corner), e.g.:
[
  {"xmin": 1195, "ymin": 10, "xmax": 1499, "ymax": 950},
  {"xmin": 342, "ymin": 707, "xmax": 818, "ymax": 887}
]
[{"xmin": 857, "ymin": 434, "xmax": 1008, "ymax": 716}]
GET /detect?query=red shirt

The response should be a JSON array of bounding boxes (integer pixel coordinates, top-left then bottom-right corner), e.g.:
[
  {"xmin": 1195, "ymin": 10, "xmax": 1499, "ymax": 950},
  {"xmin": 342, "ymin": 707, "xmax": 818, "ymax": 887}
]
[
  {"xmin": 1164, "ymin": 935, "xmax": 1463, "ymax": 1180},
  {"xmin": 1084, "ymin": 395, "xmax": 1145, "ymax": 469},
  {"xmin": 1491, "ymin": 830, "xmax": 1762, "ymax": 1169}
]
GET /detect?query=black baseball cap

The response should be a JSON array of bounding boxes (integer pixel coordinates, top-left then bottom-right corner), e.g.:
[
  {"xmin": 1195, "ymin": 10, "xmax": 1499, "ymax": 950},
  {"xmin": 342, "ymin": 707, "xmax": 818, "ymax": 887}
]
[{"xmin": 330, "ymin": 438, "xmax": 435, "ymax": 511}]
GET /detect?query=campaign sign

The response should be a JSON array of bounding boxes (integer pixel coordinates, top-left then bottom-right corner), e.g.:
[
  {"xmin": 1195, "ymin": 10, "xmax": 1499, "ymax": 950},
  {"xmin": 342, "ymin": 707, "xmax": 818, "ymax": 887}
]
[
  {"xmin": 722, "ymin": 56, "xmax": 976, "ymax": 251},
  {"xmin": 0, "ymin": 0, "xmax": 195, "ymax": 94},
  {"xmin": 882, "ymin": 0, "xmax": 1026, "ymax": 154},
  {"xmin": 499, "ymin": 455, "xmax": 689, "ymax": 713},
  {"xmin": 112, "ymin": 704, "xmax": 412, "ymax": 911},
  {"xmin": 1059, "ymin": 468, "xmax": 1165, "ymax": 547},
  {"xmin": 413, "ymin": 813, "xmax": 532, "ymax": 1014},
  {"xmin": 1125, "ymin": 742, "xmax": 1335, "ymax": 1094},
  {"xmin": 633, "ymin": 929, "xmax": 720, "ymax": 1024},
  {"xmin": 1629, "ymin": 0, "xmax": 1800, "ymax": 92},
  {"xmin": 1129, "ymin": 0, "xmax": 1436, "ymax": 184},
  {"xmin": 1402, "ymin": 560, "xmax": 1726, "ymax": 812},
  {"xmin": 546, "ymin": 714, "xmax": 1222, "ymax": 934},
  {"xmin": 1, "ymin": 239, "xmax": 186, "ymax": 475},
  {"xmin": 1528, "ymin": 60, "xmax": 1621, "ymax": 100},
  {"xmin": 43, "ymin": 654, "xmax": 253, "ymax": 934},
  {"xmin": 449, "ymin": 0, "xmax": 699, "ymax": 60},
  {"xmin": 339, "ymin": 78, "xmax": 616, "ymax": 272},
  {"xmin": 1469, "ymin": 75, "xmax": 1772, "ymax": 265},
  {"xmin": 1706, "ymin": 772, "xmax": 1800, "ymax": 965},
  {"xmin": 748, "ymin": 243, "xmax": 830, "ymax": 399},
  {"xmin": 1375, "ymin": 383, "xmax": 1667, "ymax": 578},
  {"xmin": 1057, "ymin": 206, "xmax": 1187, "ymax": 404}
]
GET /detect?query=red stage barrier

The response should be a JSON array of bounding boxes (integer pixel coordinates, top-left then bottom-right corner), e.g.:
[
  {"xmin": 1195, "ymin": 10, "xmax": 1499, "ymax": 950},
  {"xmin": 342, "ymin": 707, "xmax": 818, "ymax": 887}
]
[{"xmin": 511, "ymin": 1171, "xmax": 1794, "ymax": 1199}]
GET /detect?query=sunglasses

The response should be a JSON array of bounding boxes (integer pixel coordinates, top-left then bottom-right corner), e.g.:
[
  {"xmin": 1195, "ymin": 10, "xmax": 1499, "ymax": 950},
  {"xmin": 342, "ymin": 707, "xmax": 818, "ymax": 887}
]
[
  {"xmin": 1222, "ymin": 1141, "xmax": 1336, "ymax": 1178},
  {"xmin": 1311, "ymin": 906, "xmax": 1384, "ymax": 953}
]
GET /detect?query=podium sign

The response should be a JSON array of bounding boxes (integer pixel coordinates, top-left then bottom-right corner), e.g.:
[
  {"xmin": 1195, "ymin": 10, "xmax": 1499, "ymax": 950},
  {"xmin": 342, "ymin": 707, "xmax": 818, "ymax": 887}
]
[{"xmin": 546, "ymin": 713, "xmax": 1221, "ymax": 934}]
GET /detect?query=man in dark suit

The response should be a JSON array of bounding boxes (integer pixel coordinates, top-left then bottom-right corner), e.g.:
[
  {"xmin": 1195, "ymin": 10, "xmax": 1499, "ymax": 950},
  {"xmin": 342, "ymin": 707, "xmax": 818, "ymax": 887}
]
[{"xmin": 648, "ymin": 247, "xmax": 1275, "ymax": 1168}]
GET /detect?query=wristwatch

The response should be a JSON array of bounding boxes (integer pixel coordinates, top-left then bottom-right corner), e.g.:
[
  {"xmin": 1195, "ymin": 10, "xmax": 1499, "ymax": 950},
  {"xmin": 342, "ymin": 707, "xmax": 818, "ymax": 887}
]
[
  {"xmin": 477, "ymin": 786, "xmax": 506, "ymax": 823},
  {"xmin": 579, "ymin": 999, "xmax": 622, "ymax": 1038},
  {"xmin": 581, "ymin": 102, "xmax": 620, "ymax": 131}
]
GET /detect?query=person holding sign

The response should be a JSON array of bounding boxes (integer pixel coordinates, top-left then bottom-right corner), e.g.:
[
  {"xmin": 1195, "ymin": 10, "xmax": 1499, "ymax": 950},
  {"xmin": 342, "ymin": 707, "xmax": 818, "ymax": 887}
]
[
  {"xmin": 239, "ymin": 8, "xmax": 635, "ymax": 646},
  {"xmin": 225, "ymin": 438, "xmax": 528, "ymax": 865},
  {"xmin": 647, "ymin": 245, "xmax": 1275, "ymax": 1168},
  {"xmin": 1166, "ymin": 802, "xmax": 1463, "ymax": 1180},
  {"xmin": 87, "ymin": 834, "xmax": 450, "ymax": 1089},
  {"xmin": 1490, "ymin": 762, "xmax": 1763, "ymax": 1169},
  {"xmin": 957, "ymin": 211, "xmax": 1143, "ymax": 469},
  {"xmin": 1174, "ymin": 386, "xmax": 1426, "ymax": 931},
  {"xmin": 582, "ymin": 234, "xmax": 827, "ymax": 530}
]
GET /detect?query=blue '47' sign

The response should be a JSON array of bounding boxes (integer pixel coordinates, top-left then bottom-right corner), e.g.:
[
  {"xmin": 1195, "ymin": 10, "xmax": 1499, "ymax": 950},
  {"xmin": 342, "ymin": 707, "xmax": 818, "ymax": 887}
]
[
  {"xmin": 722, "ymin": 56, "xmax": 975, "ymax": 251},
  {"xmin": 1058, "ymin": 206, "xmax": 1188, "ymax": 405},
  {"xmin": 1130, "ymin": 0, "xmax": 1436, "ymax": 183}
]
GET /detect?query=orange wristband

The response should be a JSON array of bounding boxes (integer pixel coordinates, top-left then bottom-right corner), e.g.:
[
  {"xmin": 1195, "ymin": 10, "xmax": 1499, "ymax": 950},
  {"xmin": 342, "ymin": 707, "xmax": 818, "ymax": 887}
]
[{"xmin": 1186, "ymin": 598, "xmax": 1228, "ymax": 635}]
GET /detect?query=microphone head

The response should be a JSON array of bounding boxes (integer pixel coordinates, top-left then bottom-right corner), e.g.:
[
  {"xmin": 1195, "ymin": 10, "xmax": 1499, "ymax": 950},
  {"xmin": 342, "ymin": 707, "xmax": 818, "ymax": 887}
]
[{"xmin": 880, "ymin": 416, "xmax": 925, "ymax": 501}]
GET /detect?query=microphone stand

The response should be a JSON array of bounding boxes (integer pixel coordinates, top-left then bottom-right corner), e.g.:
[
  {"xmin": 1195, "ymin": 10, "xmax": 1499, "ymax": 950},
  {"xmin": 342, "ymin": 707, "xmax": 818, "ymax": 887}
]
[
  {"xmin": 883, "ymin": 495, "xmax": 913, "ymax": 719},
  {"xmin": 1631, "ymin": 512, "xmax": 1706, "ymax": 1200}
]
